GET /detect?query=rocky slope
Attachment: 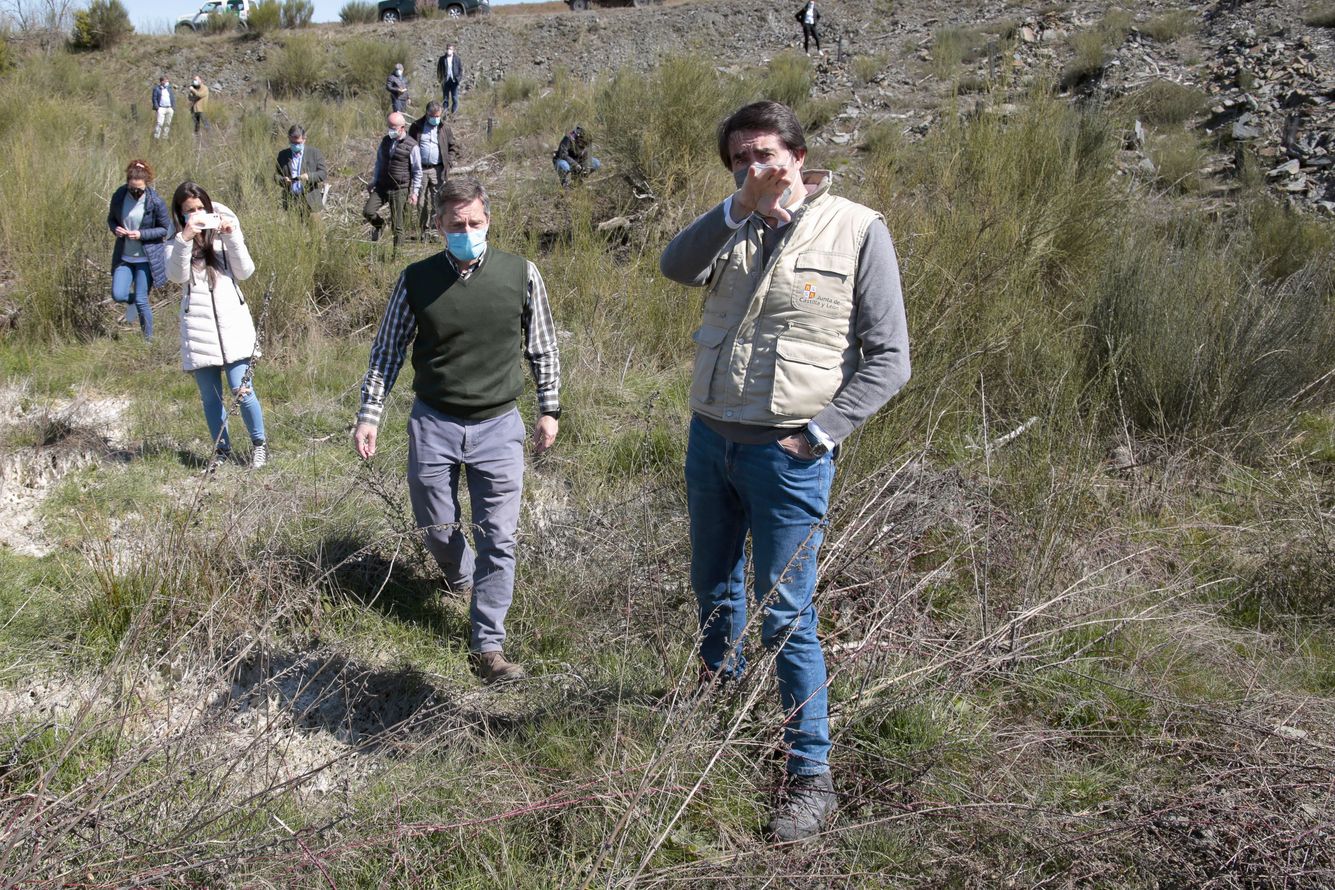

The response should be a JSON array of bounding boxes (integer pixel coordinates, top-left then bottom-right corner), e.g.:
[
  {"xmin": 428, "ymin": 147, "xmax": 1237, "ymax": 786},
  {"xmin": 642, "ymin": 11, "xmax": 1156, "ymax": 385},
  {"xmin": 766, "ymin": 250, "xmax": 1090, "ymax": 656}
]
[{"xmin": 124, "ymin": 0, "xmax": 1335, "ymax": 214}]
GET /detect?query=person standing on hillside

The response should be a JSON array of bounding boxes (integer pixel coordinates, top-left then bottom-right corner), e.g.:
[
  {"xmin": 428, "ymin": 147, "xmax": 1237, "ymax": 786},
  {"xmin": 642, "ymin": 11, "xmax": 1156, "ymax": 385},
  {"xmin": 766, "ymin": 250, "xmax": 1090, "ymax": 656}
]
[
  {"xmin": 363, "ymin": 111, "xmax": 422, "ymax": 253},
  {"xmin": 188, "ymin": 75, "xmax": 209, "ymax": 134},
  {"xmin": 409, "ymin": 102, "xmax": 459, "ymax": 239},
  {"xmin": 436, "ymin": 43, "xmax": 463, "ymax": 116},
  {"xmin": 152, "ymin": 76, "xmax": 175, "ymax": 139},
  {"xmin": 107, "ymin": 159, "xmax": 172, "ymax": 339},
  {"xmin": 659, "ymin": 100, "xmax": 910, "ymax": 842},
  {"xmin": 387, "ymin": 63, "xmax": 410, "ymax": 114},
  {"xmin": 353, "ymin": 177, "xmax": 562, "ymax": 685},
  {"xmin": 795, "ymin": 0, "xmax": 821, "ymax": 54},
  {"xmin": 275, "ymin": 124, "xmax": 328, "ymax": 222},
  {"xmin": 552, "ymin": 126, "xmax": 600, "ymax": 187},
  {"xmin": 166, "ymin": 181, "xmax": 269, "ymax": 471}
]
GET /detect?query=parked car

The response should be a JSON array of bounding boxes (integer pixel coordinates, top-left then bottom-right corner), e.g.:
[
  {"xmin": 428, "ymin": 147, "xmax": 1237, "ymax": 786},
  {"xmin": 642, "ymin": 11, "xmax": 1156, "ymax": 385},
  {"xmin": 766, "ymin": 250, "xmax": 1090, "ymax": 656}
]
[
  {"xmin": 176, "ymin": 0, "xmax": 250, "ymax": 33},
  {"xmin": 377, "ymin": 0, "xmax": 489, "ymax": 22}
]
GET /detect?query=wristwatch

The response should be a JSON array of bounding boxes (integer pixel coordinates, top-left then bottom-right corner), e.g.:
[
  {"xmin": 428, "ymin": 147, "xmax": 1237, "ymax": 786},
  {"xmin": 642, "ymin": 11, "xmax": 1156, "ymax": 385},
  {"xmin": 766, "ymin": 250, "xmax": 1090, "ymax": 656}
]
[
  {"xmin": 802, "ymin": 427, "xmax": 829, "ymax": 458},
  {"xmin": 542, "ymin": 409, "xmax": 562, "ymax": 421}
]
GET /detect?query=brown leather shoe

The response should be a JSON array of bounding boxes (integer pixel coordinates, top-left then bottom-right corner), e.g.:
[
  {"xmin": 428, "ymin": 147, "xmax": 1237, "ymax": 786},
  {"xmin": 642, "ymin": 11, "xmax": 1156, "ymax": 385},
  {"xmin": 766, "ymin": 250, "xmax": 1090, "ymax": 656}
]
[{"xmin": 471, "ymin": 650, "xmax": 527, "ymax": 685}]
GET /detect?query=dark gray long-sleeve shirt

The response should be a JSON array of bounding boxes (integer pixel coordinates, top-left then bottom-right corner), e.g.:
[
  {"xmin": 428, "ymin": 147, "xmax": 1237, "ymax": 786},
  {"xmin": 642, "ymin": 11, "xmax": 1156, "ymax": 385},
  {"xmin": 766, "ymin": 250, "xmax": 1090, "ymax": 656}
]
[{"xmin": 660, "ymin": 189, "xmax": 910, "ymax": 445}]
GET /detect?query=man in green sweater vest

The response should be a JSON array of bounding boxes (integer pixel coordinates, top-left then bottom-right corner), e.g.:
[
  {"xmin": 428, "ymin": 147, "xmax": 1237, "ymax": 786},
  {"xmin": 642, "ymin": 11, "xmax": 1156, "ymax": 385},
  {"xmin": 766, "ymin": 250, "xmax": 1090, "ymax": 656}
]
[{"xmin": 353, "ymin": 177, "xmax": 562, "ymax": 684}]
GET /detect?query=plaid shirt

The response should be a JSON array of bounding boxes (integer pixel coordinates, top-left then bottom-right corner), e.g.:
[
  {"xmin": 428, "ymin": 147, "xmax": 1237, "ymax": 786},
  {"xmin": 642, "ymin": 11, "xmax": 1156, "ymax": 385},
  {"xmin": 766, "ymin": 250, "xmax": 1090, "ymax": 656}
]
[{"xmin": 357, "ymin": 249, "xmax": 561, "ymax": 427}]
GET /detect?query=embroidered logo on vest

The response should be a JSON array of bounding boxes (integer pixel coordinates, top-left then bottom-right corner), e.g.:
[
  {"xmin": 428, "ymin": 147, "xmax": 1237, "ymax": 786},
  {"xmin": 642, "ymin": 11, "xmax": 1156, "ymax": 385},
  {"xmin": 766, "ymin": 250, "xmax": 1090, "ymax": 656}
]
[{"xmin": 801, "ymin": 282, "xmax": 818, "ymax": 303}]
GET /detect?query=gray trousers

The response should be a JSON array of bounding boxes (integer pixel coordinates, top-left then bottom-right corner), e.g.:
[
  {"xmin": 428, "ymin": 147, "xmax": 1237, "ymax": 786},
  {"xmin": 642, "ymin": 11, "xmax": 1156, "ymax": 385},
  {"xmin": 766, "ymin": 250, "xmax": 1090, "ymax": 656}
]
[{"xmin": 407, "ymin": 400, "xmax": 525, "ymax": 653}]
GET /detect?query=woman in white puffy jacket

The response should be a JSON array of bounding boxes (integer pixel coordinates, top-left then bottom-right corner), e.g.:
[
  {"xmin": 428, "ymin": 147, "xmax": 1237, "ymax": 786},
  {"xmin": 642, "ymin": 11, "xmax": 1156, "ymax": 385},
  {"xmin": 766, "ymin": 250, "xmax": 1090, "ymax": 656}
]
[{"xmin": 166, "ymin": 181, "xmax": 269, "ymax": 470}]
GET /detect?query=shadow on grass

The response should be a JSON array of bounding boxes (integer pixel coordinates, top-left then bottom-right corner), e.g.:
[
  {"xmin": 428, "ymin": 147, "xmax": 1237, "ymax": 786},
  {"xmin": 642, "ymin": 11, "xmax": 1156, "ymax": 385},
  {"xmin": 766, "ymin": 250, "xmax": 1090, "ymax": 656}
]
[{"xmin": 304, "ymin": 532, "xmax": 471, "ymax": 642}]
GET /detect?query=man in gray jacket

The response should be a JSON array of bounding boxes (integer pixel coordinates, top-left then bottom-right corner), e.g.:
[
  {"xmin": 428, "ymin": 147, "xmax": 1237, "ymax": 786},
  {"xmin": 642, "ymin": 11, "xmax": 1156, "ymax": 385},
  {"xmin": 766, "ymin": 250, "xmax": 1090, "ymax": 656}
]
[
  {"xmin": 386, "ymin": 63, "xmax": 409, "ymax": 113},
  {"xmin": 660, "ymin": 100, "xmax": 910, "ymax": 843},
  {"xmin": 275, "ymin": 124, "xmax": 328, "ymax": 220}
]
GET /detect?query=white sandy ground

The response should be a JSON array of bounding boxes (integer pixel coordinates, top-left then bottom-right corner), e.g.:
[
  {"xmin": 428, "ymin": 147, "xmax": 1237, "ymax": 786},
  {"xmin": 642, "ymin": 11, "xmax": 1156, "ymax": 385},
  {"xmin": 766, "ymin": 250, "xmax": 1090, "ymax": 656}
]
[{"xmin": 0, "ymin": 385, "xmax": 133, "ymax": 557}]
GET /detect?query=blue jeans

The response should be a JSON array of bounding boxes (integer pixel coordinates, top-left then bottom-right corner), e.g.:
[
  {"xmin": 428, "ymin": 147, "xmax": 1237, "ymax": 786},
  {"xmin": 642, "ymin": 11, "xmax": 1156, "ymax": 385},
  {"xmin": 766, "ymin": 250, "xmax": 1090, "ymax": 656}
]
[
  {"xmin": 554, "ymin": 157, "xmax": 601, "ymax": 183},
  {"xmin": 192, "ymin": 360, "xmax": 265, "ymax": 453},
  {"xmin": 685, "ymin": 416, "xmax": 834, "ymax": 776},
  {"xmin": 112, "ymin": 262, "xmax": 153, "ymax": 338},
  {"xmin": 442, "ymin": 80, "xmax": 459, "ymax": 114}
]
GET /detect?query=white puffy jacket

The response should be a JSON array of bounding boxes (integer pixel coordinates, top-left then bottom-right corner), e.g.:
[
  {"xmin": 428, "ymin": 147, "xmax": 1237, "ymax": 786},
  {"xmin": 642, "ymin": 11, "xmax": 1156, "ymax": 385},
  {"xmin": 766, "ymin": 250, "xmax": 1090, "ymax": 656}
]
[{"xmin": 165, "ymin": 203, "xmax": 259, "ymax": 372}]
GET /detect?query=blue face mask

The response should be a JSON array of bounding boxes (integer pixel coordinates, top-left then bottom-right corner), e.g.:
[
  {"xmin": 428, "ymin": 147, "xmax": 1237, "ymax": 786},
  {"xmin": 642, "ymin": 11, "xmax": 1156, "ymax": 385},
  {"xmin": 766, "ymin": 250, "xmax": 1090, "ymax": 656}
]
[
  {"xmin": 428, "ymin": 116, "xmax": 441, "ymax": 127},
  {"xmin": 290, "ymin": 142, "xmax": 304, "ymax": 154},
  {"xmin": 446, "ymin": 227, "xmax": 488, "ymax": 261}
]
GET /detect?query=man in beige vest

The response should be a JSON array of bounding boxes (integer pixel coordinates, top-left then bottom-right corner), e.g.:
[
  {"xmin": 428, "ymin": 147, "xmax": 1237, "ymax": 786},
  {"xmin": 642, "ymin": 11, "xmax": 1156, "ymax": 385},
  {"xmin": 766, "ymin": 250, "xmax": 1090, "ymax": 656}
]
[{"xmin": 660, "ymin": 100, "xmax": 910, "ymax": 843}]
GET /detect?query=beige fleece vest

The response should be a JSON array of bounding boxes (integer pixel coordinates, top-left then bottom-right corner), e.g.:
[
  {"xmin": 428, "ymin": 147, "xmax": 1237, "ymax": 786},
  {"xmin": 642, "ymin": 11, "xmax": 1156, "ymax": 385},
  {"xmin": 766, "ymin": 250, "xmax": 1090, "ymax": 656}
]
[{"xmin": 689, "ymin": 175, "xmax": 881, "ymax": 426}]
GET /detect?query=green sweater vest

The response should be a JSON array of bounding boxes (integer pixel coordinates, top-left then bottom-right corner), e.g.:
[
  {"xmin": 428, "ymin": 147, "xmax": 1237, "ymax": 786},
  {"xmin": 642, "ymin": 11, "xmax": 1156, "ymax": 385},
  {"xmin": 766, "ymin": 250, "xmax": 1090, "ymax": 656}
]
[{"xmin": 405, "ymin": 248, "xmax": 527, "ymax": 420}]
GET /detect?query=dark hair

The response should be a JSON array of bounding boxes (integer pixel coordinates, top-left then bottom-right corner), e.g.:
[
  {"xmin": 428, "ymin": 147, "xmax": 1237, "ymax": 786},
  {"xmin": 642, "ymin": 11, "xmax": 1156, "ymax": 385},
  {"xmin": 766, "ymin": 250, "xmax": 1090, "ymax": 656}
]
[
  {"xmin": 426, "ymin": 101, "xmax": 443, "ymax": 116},
  {"xmin": 125, "ymin": 158, "xmax": 154, "ymax": 184},
  {"xmin": 288, "ymin": 124, "xmax": 305, "ymax": 140},
  {"xmin": 716, "ymin": 100, "xmax": 806, "ymax": 168},
  {"xmin": 435, "ymin": 176, "xmax": 489, "ymax": 216},
  {"xmin": 170, "ymin": 181, "xmax": 227, "ymax": 285}
]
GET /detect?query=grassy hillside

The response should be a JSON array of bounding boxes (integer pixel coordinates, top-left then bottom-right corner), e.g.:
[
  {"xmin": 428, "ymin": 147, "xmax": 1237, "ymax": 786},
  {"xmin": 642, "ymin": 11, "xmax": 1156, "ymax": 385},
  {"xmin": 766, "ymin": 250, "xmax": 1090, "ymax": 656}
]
[{"xmin": 1, "ymin": 2, "xmax": 1334, "ymax": 885}]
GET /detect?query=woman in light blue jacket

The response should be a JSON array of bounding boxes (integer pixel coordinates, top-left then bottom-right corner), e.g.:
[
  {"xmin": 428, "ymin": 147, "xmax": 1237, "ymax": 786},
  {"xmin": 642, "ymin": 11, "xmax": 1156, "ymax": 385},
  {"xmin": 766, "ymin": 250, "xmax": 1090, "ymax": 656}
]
[{"xmin": 107, "ymin": 159, "xmax": 172, "ymax": 339}]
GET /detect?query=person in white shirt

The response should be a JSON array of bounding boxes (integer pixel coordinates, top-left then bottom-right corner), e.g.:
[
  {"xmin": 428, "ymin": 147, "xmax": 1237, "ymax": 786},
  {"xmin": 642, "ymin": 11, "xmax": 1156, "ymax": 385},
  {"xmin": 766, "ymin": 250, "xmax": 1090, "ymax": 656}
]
[
  {"xmin": 435, "ymin": 44, "xmax": 463, "ymax": 115},
  {"xmin": 152, "ymin": 76, "xmax": 174, "ymax": 139},
  {"xmin": 795, "ymin": 1, "xmax": 821, "ymax": 53}
]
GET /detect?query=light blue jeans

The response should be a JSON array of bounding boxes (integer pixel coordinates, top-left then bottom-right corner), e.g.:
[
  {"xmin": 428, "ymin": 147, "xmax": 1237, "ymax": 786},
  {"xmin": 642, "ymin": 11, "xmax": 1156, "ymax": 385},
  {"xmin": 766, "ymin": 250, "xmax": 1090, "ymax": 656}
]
[
  {"xmin": 554, "ymin": 157, "xmax": 601, "ymax": 183},
  {"xmin": 112, "ymin": 261, "xmax": 153, "ymax": 338},
  {"xmin": 685, "ymin": 416, "xmax": 834, "ymax": 776},
  {"xmin": 192, "ymin": 360, "xmax": 265, "ymax": 453}
]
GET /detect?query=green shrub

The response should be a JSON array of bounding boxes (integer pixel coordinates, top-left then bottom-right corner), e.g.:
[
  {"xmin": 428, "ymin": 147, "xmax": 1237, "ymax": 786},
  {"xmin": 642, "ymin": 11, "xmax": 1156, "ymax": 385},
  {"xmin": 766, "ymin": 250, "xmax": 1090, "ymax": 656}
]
[
  {"xmin": 1061, "ymin": 10, "xmax": 1132, "ymax": 88},
  {"xmin": 931, "ymin": 27, "xmax": 988, "ymax": 76},
  {"xmin": 246, "ymin": 0, "xmax": 281, "ymax": 36},
  {"xmin": 1304, "ymin": 7, "xmax": 1335, "ymax": 27},
  {"xmin": 1062, "ymin": 28, "xmax": 1110, "ymax": 88},
  {"xmin": 1123, "ymin": 79, "xmax": 1207, "ymax": 126},
  {"xmin": 0, "ymin": 30, "xmax": 15, "ymax": 74},
  {"xmin": 497, "ymin": 74, "xmax": 538, "ymax": 106},
  {"xmin": 339, "ymin": 0, "xmax": 378, "ymax": 23},
  {"xmin": 1140, "ymin": 9, "xmax": 1195, "ymax": 42},
  {"xmin": 1246, "ymin": 197, "xmax": 1335, "ymax": 281},
  {"xmin": 1086, "ymin": 227, "xmax": 1335, "ymax": 437},
  {"xmin": 855, "ymin": 97, "xmax": 1121, "ymax": 451},
  {"xmin": 853, "ymin": 53, "xmax": 887, "ymax": 85},
  {"xmin": 596, "ymin": 56, "xmax": 754, "ymax": 224},
  {"xmin": 281, "ymin": 0, "xmax": 315, "ymax": 28},
  {"xmin": 267, "ymin": 34, "xmax": 326, "ymax": 95},
  {"xmin": 337, "ymin": 37, "xmax": 409, "ymax": 95},
  {"xmin": 1149, "ymin": 131, "xmax": 1206, "ymax": 192},
  {"xmin": 764, "ymin": 51, "xmax": 812, "ymax": 106},
  {"xmin": 68, "ymin": 0, "xmax": 133, "ymax": 51},
  {"xmin": 203, "ymin": 11, "xmax": 237, "ymax": 34}
]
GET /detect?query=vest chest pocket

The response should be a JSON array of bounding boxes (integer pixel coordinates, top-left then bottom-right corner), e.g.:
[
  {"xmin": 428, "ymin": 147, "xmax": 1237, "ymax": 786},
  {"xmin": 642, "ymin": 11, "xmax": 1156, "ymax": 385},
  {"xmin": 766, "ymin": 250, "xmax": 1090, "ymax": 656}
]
[
  {"xmin": 770, "ymin": 327, "xmax": 845, "ymax": 419},
  {"xmin": 690, "ymin": 323, "xmax": 730, "ymax": 404},
  {"xmin": 790, "ymin": 251, "xmax": 856, "ymax": 319}
]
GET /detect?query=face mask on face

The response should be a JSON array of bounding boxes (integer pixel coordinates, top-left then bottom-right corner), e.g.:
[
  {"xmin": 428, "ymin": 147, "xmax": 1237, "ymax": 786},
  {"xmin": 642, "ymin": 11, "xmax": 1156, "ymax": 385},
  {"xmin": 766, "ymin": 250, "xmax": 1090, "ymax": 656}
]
[
  {"xmin": 446, "ymin": 227, "xmax": 488, "ymax": 262},
  {"xmin": 290, "ymin": 142, "xmax": 304, "ymax": 154},
  {"xmin": 387, "ymin": 128, "xmax": 400, "ymax": 140},
  {"xmin": 128, "ymin": 186, "xmax": 145, "ymax": 198},
  {"xmin": 734, "ymin": 160, "xmax": 802, "ymax": 211},
  {"xmin": 192, "ymin": 79, "xmax": 201, "ymax": 87},
  {"xmin": 428, "ymin": 116, "xmax": 441, "ymax": 127}
]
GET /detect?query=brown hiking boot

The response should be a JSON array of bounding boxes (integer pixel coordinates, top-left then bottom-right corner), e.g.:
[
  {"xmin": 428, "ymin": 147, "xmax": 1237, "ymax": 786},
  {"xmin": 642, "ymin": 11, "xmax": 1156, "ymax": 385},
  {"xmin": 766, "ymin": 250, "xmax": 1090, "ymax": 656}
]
[{"xmin": 471, "ymin": 650, "xmax": 527, "ymax": 685}]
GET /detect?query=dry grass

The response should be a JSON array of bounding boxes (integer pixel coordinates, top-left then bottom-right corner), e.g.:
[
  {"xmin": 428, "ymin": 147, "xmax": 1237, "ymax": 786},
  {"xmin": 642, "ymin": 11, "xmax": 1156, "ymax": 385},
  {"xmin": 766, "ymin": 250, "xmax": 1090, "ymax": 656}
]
[{"xmin": 1, "ymin": 16, "xmax": 1335, "ymax": 886}]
